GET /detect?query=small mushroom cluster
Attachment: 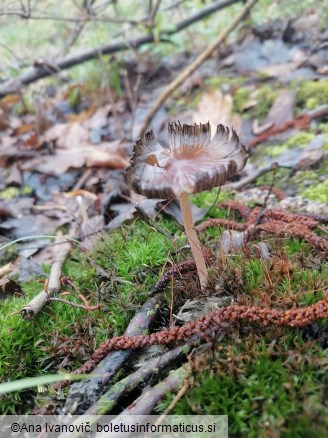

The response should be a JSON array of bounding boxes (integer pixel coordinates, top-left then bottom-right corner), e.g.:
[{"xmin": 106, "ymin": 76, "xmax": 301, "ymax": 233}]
[{"xmin": 125, "ymin": 121, "xmax": 249, "ymax": 290}]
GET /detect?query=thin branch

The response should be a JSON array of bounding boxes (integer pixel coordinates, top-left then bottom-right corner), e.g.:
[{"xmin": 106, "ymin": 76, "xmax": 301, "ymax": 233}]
[
  {"xmin": 138, "ymin": 0, "xmax": 258, "ymax": 136},
  {"xmin": 49, "ymin": 297, "xmax": 103, "ymax": 311},
  {"xmin": 84, "ymin": 345, "xmax": 190, "ymax": 415},
  {"xmin": 113, "ymin": 365, "xmax": 191, "ymax": 415},
  {"xmin": 225, "ymin": 163, "xmax": 278, "ymax": 190},
  {"xmin": 20, "ymin": 223, "xmax": 80, "ymax": 320},
  {"xmin": 58, "ymin": 294, "xmax": 165, "ymax": 410}
]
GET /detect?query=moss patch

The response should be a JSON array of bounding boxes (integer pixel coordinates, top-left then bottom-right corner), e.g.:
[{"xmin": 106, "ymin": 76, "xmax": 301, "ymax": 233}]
[
  {"xmin": 0, "ymin": 219, "xmax": 179, "ymax": 413},
  {"xmin": 159, "ymin": 337, "xmax": 328, "ymax": 438},
  {"xmin": 302, "ymin": 179, "xmax": 328, "ymax": 203},
  {"xmin": 0, "ymin": 186, "xmax": 33, "ymax": 200},
  {"xmin": 294, "ymin": 79, "xmax": 328, "ymax": 110}
]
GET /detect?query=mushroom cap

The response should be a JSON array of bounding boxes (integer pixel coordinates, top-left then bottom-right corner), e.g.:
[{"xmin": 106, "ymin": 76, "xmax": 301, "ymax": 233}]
[{"xmin": 124, "ymin": 121, "xmax": 249, "ymax": 198}]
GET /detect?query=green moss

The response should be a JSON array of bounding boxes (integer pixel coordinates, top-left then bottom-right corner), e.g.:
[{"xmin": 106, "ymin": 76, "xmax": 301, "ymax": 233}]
[
  {"xmin": 294, "ymin": 79, "xmax": 328, "ymax": 110},
  {"xmin": 267, "ymin": 132, "xmax": 315, "ymax": 158},
  {"xmin": 302, "ymin": 180, "xmax": 328, "ymax": 203},
  {"xmin": 1, "ymin": 189, "xmax": 328, "ymax": 429},
  {"xmin": 0, "ymin": 186, "xmax": 33, "ymax": 200},
  {"xmin": 232, "ymin": 88, "xmax": 251, "ymax": 113},
  {"xmin": 160, "ymin": 339, "xmax": 328, "ymax": 437},
  {"xmin": 254, "ymin": 85, "xmax": 278, "ymax": 121},
  {"xmin": 204, "ymin": 76, "xmax": 246, "ymax": 90},
  {"xmin": 284, "ymin": 132, "xmax": 315, "ymax": 148},
  {"xmin": 0, "ymin": 219, "xmax": 178, "ymax": 413}
]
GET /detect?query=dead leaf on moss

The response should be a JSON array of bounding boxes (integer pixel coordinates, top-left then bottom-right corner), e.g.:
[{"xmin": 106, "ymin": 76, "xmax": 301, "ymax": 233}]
[
  {"xmin": 264, "ymin": 90, "xmax": 295, "ymax": 126},
  {"xmin": 193, "ymin": 90, "xmax": 242, "ymax": 132}
]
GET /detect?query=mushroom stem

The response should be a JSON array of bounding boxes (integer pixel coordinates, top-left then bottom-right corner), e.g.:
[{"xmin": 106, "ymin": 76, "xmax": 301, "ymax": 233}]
[{"xmin": 179, "ymin": 192, "xmax": 208, "ymax": 290}]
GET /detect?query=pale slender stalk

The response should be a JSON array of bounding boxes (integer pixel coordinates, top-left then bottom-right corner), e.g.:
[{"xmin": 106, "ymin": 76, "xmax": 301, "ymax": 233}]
[{"xmin": 179, "ymin": 193, "xmax": 208, "ymax": 289}]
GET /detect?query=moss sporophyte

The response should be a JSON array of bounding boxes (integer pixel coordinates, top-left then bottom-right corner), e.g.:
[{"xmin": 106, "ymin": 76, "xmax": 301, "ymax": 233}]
[{"xmin": 124, "ymin": 121, "xmax": 249, "ymax": 290}]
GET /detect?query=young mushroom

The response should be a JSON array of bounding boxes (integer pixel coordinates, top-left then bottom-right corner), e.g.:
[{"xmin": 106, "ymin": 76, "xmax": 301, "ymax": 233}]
[{"xmin": 124, "ymin": 121, "xmax": 249, "ymax": 290}]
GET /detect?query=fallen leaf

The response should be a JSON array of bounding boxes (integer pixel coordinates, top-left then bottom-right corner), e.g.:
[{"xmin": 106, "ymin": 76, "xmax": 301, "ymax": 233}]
[
  {"xmin": 264, "ymin": 90, "xmax": 295, "ymax": 126},
  {"xmin": 193, "ymin": 90, "xmax": 242, "ymax": 131},
  {"xmin": 80, "ymin": 215, "xmax": 105, "ymax": 250}
]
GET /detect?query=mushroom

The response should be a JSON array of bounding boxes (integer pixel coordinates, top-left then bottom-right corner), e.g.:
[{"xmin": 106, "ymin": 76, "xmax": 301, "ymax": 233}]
[{"xmin": 124, "ymin": 121, "xmax": 249, "ymax": 290}]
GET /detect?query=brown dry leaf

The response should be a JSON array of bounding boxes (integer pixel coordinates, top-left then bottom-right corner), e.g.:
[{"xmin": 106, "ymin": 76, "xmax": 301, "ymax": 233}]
[
  {"xmin": 44, "ymin": 122, "xmax": 89, "ymax": 147},
  {"xmin": 82, "ymin": 104, "xmax": 111, "ymax": 130},
  {"xmin": 22, "ymin": 123, "xmax": 128, "ymax": 175},
  {"xmin": 264, "ymin": 90, "xmax": 295, "ymax": 126},
  {"xmin": 0, "ymin": 94, "xmax": 21, "ymax": 105},
  {"xmin": 0, "ymin": 262, "xmax": 13, "ymax": 278},
  {"xmin": 193, "ymin": 90, "xmax": 242, "ymax": 132},
  {"xmin": 66, "ymin": 107, "xmax": 95, "ymax": 123},
  {"xmin": 13, "ymin": 123, "xmax": 35, "ymax": 135},
  {"xmin": 80, "ymin": 215, "xmax": 105, "ymax": 250}
]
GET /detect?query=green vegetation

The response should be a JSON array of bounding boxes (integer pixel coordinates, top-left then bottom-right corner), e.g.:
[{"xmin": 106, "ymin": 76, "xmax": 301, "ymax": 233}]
[
  {"xmin": 302, "ymin": 179, "xmax": 328, "ymax": 203},
  {"xmin": 0, "ymin": 186, "xmax": 33, "ymax": 200},
  {"xmin": 232, "ymin": 88, "xmax": 251, "ymax": 114},
  {"xmin": 1, "ymin": 191, "xmax": 327, "ymax": 437},
  {"xmin": 0, "ymin": 219, "xmax": 179, "ymax": 413},
  {"xmin": 294, "ymin": 79, "xmax": 328, "ymax": 110},
  {"xmin": 253, "ymin": 85, "xmax": 278, "ymax": 121},
  {"xmin": 158, "ymin": 337, "xmax": 328, "ymax": 438}
]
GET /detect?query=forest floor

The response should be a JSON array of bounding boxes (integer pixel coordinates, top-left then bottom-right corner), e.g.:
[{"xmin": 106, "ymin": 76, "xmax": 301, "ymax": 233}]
[{"xmin": 0, "ymin": 5, "xmax": 328, "ymax": 437}]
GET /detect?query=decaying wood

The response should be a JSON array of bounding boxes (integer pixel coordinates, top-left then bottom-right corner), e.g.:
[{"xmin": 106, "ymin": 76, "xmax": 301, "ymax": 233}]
[
  {"xmin": 139, "ymin": 0, "xmax": 258, "ymax": 136},
  {"xmin": 21, "ymin": 223, "xmax": 79, "ymax": 320},
  {"xmin": 0, "ymin": 0, "xmax": 242, "ymax": 97},
  {"xmin": 84, "ymin": 345, "xmax": 190, "ymax": 415},
  {"xmin": 58, "ymin": 294, "xmax": 165, "ymax": 412},
  {"xmin": 113, "ymin": 364, "xmax": 191, "ymax": 415}
]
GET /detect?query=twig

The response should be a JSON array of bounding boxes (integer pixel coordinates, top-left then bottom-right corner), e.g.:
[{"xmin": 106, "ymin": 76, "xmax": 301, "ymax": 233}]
[
  {"xmin": 20, "ymin": 223, "xmax": 79, "ymax": 320},
  {"xmin": 249, "ymin": 105, "xmax": 328, "ymax": 148},
  {"xmin": 58, "ymin": 294, "xmax": 165, "ymax": 412},
  {"xmin": 138, "ymin": 0, "xmax": 258, "ymax": 136},
  {"xmin": 0, "ymin": 0, "xmax": 242, "ymax": 97},
  {"xmin": 113, "ymin": 364, "xmax": 191, "ymax": 415},
  {"xmin": 225, "ymin": 163, "xmax": 278, "ymax": 191},
  {"xmin": 84, "ymin": 345, "xmax": 189, "ymax": 415},
  {"xmin": 155, "ymin": 378, "xmax": 189, "ymax": 421},
  {"xmin": 56, "ymin": 346, "xmax": 190, "ymax": 438},
  {"xmin": 48, "ymin": 297, "xmax": 103, "ymax": 311}
]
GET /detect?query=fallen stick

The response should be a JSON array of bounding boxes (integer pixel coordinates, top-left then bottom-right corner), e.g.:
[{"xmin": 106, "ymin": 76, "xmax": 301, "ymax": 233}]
[
  {"xmin": 139, "ymin": 0, "xmax": 258, "ymax": 136},
  {"xmin": 21, "ymin": 222, "xmax": 79, "ymax": 320},
  {"xmin": 0, "ymin": 0, "xmax": 241, "ymax": 97},
  {"xmin": 249, "ymin": 105, "xmax": 328, "ymax": 148},
  {"xmin": 110, "ymin": 364, "xmax": 191, "ymax": 416},
  {"xmin": 57, "ymin": 346, "xmax": 190, "ymax": 438},
  {"xmin": 59, "ymin": 294, "xmax": 165, "ymax": 413}
]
